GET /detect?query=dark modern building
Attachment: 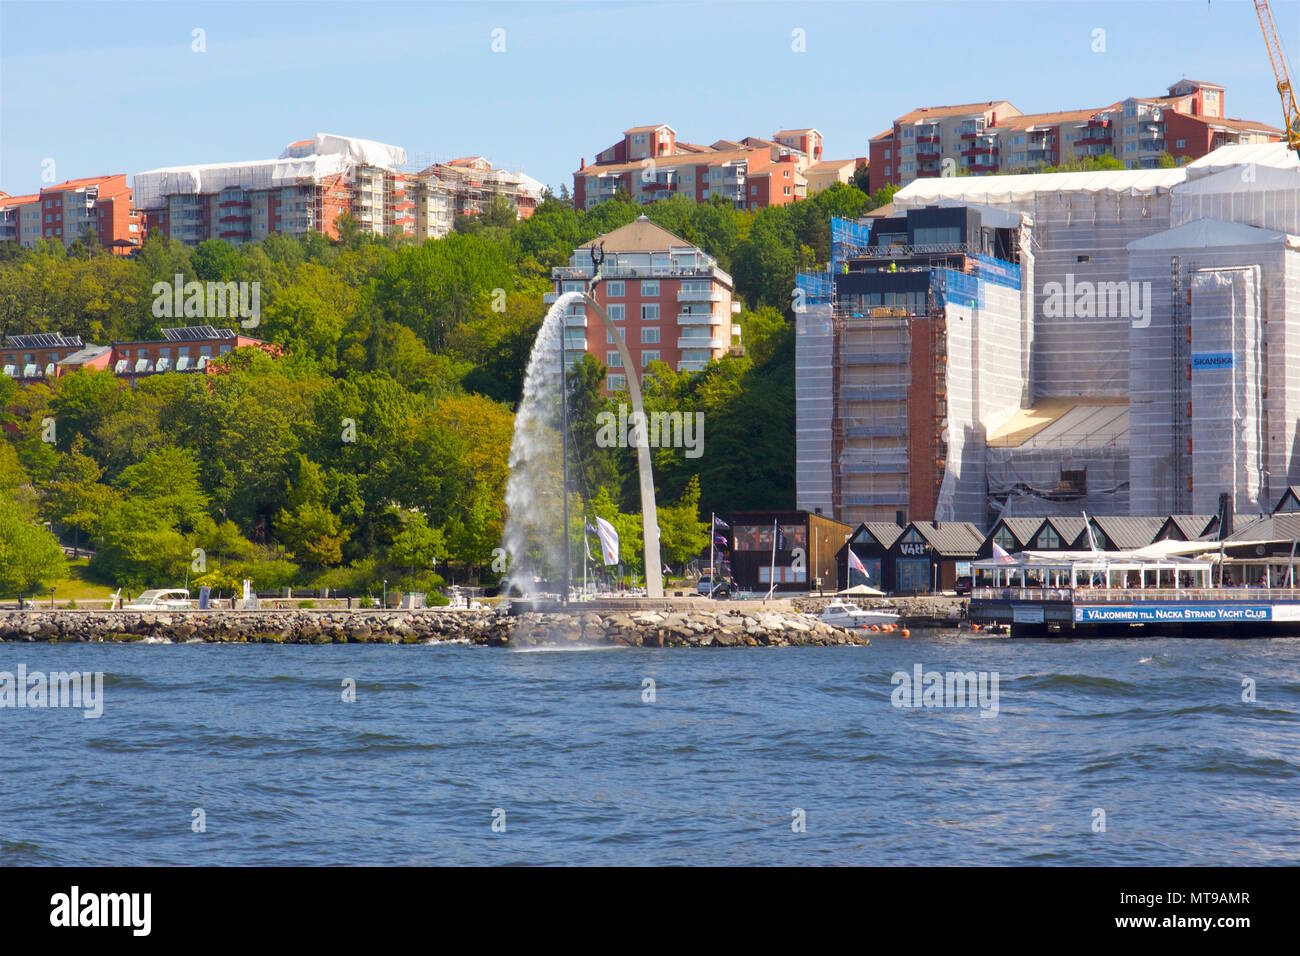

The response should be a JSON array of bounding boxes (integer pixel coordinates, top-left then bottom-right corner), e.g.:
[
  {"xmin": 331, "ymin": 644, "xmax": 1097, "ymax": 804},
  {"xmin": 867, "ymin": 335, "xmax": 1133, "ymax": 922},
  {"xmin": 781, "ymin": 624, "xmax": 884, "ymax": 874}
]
[{"xmin": 726, "ymin": 510, "xmax": 854, "ymax": 594}]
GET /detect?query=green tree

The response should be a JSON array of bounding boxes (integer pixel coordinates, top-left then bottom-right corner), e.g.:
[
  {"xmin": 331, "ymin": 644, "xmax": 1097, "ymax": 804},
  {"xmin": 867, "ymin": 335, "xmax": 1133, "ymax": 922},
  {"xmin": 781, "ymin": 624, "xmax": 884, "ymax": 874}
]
[
  {"xmin": 275, "ymin": 455, "xmax": 349, "ymax": 568},
  {"xmin": 657, "ymin": 475, "xmax": 708, "ymax": 567},
  {"xmin": 0, "ymin": 493, "xmax": 67, "ymax": 597}
]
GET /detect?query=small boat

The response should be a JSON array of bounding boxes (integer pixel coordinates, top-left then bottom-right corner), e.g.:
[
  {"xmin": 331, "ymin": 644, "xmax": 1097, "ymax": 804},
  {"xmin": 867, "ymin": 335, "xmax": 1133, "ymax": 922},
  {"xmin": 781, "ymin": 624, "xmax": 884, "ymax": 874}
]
[
  {"xmin": 818, "ymin": 598, "xmax": 899, "ymax": 630},
  {"xmin": 122, "ymin": 589, "xmax": 192, "ymax": 611}
]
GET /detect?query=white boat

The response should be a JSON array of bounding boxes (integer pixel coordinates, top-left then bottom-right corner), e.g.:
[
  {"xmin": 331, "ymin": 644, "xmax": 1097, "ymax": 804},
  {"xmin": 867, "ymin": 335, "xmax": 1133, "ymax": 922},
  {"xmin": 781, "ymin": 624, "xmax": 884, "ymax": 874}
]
[
  {"xmin": 122, "ymin": 589, "xmax": 192, "ymax": 611},
  {"xmin": 818, "ymin": 598, "xmax": 899, "ymax": 629}
]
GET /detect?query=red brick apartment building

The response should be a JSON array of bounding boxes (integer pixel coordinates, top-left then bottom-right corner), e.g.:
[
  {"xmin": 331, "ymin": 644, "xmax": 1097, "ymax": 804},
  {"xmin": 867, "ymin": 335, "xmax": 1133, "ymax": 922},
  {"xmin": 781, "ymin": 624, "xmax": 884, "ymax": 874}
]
[
  {"xmin": 545, "ymin": 216, "xmax": 739, "ymax": 391},
  {"xmin": 0, "ymin": 174, "xmax": 143, "ymax": 254},
  {"xmin": 1, "ymin": 327, "xmax": 276, "ymax": 387},
  {"xmin": 867, "ymin": 79, "xmax": 1281, "ymax": 193},
  {"xmin": 134, "ymin": 134, "xmax": 408, "ymax": 245},
  {"xmin": 573, "ymin": 124, "xmax": 848, "ymax": 211}
]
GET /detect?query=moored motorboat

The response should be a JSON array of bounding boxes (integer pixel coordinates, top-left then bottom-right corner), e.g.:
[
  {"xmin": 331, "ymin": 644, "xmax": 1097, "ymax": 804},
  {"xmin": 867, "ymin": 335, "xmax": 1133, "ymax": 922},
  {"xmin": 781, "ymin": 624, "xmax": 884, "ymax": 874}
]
[{"xmin": 818, "ymin": 598, "xmax": 899, "ymax": 630}]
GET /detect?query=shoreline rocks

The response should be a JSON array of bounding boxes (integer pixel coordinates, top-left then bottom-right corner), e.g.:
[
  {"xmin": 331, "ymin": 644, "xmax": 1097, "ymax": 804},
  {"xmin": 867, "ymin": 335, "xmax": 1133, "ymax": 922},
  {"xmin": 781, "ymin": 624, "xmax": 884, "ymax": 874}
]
[{"xmin": 0, "ymin": 607, "xmax": 868, "ymax": 648}]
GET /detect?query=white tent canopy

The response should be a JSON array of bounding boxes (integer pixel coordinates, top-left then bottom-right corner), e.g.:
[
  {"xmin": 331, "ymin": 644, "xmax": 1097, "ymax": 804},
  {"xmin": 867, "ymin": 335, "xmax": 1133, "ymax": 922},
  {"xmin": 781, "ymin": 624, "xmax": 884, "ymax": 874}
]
[{"xmin": 837, "ymin": 583, "xmax": 885, "ymax": 597}]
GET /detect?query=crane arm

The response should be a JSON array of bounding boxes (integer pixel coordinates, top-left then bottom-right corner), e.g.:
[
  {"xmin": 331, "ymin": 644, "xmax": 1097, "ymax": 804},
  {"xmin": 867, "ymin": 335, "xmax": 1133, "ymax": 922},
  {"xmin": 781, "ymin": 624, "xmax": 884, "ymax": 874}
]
[{"xmin": 1255, "ymin": 0, "xmax": 1300, "ymax": 158}]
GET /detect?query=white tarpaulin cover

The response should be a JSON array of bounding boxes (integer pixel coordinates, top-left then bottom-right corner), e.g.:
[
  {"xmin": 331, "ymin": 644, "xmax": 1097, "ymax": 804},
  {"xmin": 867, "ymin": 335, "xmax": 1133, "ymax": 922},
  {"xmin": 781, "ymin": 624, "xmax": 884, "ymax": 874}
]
[
  {"xmin": 1128, "ymin": 217, "xmax": 1300, "ymax": 251},
  {"xmin": 1186, "ymin": 142, "xmax": 1299, "ymax": 178},
  {"xmin": 284, "ymin": 134, "xmax": 406, "ymax": 169},
  {"xmin": 894, "ymin": 167, "xmax": 1186, "ymax": 207},
  {"xmin": 134, "ymin": 134, "xmax": 405, "ymax": 210},
  {"xmin": 1172, "ymin": 165, "xmax": 1300, "ymax": 236}
]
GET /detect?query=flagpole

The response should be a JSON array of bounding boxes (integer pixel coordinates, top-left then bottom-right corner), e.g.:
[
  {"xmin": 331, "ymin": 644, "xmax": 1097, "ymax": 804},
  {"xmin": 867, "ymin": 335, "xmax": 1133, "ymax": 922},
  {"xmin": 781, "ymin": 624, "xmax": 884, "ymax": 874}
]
[
  {"xmin": 767, "ymin": 518, "xmax": 777, "ymax": 601},
  {"xmin": 709, "ymin": 512, "xmax": 715, "ymax": 599}
]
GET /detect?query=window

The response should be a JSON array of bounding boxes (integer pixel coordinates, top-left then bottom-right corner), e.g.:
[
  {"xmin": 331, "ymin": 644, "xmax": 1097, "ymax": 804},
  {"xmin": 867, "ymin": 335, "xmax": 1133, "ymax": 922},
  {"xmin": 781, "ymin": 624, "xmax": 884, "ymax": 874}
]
[
  {"xmin": 641, "ymin": 280, "xmax": 659, "ymax": 296},
  {"xmin": 641, "ymin": 350, "xmax": 659, "ymax": 366},
  {"xmin": 606, "ymin": 280, "xmax": 624, "ymax": 297},
  {"xmin": 1175, "ymin": 138, "xmax": 1186, "ymax": 149},
  {"xmin": 641, "ymin": 304, "xmax": 659, "ymax": 321},
  {"xmin": 993, "ymin": 526, "xmax": 1017, "ymax": 552},
  {"xmin": 606, "ymin": 351, "xmax": 622, "ymax": 368},
  {"xmin": 913, "ymin": 226, "xmax": 961, "ymax": 247},
  {"xmin": 607, "ymin": 374, "xmax": 626, "ymax": 391},
  {"xmin": 607, "ymin": 304, "xmax": 625, "ymax": 321},
  {"xmin": 1035, "ymin": 525, "xmax": 1062, "ymax": 549},
  {"xmin": 641, "ymin": 327, "xmax": 659, "ymax": 344}
]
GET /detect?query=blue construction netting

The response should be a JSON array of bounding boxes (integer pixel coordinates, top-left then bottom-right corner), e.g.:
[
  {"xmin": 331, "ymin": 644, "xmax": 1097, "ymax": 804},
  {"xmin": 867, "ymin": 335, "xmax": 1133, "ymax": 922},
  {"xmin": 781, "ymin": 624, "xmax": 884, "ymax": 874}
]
[
  {"xmin": 830, "ymin": 216, "xmax": 872, "ymax": 270},
  {"xmin": 931, "ymin": 268, "xmax": 982, "ymax": 310},
  {"xmin": 972, "ymin": 254, "xmax": 1021, "ymax": 290},
  {"xmin": 795, "ymin": 271, "xmax": 834, "ymax": 305}
]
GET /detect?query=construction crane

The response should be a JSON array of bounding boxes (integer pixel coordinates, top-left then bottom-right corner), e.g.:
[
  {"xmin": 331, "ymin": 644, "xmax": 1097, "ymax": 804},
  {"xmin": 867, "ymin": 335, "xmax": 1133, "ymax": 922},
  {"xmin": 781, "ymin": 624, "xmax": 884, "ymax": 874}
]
[{"xmin": 1255, "ymin": 0, "xmax": 1300, "ymax": 160}]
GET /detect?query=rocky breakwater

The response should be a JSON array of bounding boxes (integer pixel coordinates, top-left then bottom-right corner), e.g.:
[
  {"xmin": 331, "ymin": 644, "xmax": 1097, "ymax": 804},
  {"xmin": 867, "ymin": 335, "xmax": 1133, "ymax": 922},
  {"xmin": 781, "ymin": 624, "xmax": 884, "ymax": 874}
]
[
  {"xmin": 0, "ymin": 607, "xmax": 867, "ymax": 648},
  {"xmin": 0, "ymin": 609, "xmax": 496, "ymax": 645},
  {"xmin": 511, "ymin": 607, "xmax": 865, "ymax": 647}
]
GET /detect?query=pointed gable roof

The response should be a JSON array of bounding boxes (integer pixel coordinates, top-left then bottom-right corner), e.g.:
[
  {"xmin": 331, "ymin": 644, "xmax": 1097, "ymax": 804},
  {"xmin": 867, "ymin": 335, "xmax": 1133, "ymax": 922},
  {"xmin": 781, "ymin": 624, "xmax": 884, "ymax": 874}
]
[{"xmin": 578, "ymin": 214, "xmax": 691, "ymax": 253}]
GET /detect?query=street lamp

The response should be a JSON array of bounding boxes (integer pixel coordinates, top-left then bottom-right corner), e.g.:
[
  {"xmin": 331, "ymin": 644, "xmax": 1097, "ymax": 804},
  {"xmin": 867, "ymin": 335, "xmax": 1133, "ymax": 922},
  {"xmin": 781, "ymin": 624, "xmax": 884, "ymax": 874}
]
[{"xmin": 382, "ymin": 579, "xmax": 388, "ymax": 608}]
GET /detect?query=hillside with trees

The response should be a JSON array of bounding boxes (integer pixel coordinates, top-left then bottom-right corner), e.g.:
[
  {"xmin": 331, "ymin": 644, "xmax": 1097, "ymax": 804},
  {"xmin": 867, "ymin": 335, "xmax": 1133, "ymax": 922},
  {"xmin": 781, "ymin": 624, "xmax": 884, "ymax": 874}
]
[{"xmin": 0, "ymin": 181, "xmax": 890, "ymax": 598}]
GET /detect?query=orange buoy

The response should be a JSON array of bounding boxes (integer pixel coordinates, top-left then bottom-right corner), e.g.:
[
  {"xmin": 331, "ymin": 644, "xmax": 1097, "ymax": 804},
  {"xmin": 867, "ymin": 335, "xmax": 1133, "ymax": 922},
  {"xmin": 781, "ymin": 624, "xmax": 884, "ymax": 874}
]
[
  {"xmin": 901, "ymin": 628, "xmax": 911, "ymax": 639},
  {"xmin": 971, "ymin": 623, "xmax": 980, "ymax": 632}
]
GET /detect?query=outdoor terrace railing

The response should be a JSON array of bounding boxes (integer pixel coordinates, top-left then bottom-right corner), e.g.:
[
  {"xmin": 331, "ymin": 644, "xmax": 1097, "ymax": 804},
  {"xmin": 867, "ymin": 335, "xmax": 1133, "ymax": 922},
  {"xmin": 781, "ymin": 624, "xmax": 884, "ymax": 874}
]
[{"xmin": 973, "ymin": 586, "xmax": 1300, "ymax": 603}]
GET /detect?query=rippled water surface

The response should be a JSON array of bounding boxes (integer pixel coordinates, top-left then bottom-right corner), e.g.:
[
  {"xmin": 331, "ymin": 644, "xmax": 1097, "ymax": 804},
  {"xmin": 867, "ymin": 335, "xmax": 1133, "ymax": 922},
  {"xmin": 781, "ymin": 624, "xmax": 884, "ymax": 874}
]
[{"xmin": 1, "ymin": 634, "xmax": 1297, "ymax": 865}]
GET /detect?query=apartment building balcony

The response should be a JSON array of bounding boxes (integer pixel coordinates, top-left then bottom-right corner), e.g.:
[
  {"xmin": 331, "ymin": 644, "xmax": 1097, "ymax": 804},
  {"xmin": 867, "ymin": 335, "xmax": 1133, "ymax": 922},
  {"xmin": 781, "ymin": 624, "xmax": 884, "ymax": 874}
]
[
  {"xmin": 218, "ymin": 199, "xmax": 251, "ymax": 209},
  {"xmin": 677, "ymin": 335, "xmax": 727, "ymax": 351},
  {"xmin": 677, "ymin": 288, "xmax": 725, "ymax": 303},
  {"xmin": 563, "ymin": 313, "xmax": 587, "ymax": 329},
  {"xmin": 677, "ymin": 312, "xmax": 724, "ymax": 326},
  {"xmin": 677, "ymin": 359, "xmax": 710, "ymax": 372}
]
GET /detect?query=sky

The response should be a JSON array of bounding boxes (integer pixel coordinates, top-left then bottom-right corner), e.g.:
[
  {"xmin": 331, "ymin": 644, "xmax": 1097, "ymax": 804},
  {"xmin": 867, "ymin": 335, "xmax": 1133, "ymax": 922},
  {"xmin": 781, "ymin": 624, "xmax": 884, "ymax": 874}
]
[{"xmin": 0, "ymin": 0, "xmax": 1296, "ymax": 196}]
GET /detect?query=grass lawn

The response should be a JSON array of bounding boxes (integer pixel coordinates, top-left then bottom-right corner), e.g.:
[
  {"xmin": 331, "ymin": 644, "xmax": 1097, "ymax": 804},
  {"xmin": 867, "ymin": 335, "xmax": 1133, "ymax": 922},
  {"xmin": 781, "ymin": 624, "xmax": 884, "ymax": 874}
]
[{"xmin": 44, "ymin": 559, "xmax": 117, "ymax": 603}]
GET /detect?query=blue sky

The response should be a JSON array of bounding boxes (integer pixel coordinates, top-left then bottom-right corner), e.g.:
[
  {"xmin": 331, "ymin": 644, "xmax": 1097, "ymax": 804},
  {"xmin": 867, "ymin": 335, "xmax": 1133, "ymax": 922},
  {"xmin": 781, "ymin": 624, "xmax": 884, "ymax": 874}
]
[{"xmin": 1, "ymin": 0, "xmax": 1295, "ymax": 195}]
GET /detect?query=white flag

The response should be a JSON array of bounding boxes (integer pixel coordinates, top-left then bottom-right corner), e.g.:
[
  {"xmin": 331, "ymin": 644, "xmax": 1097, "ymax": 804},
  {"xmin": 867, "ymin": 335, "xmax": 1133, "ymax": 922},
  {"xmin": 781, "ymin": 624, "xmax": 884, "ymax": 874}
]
[
  {"xmin": 992, "ymin": 542, "xmax": 1015, "ymax": 564},
  {"xmin": 594, "ymin": 516, "xmax": 620, "ymax": 566},
  {"xmin": 847, "ymin": 548, "xmax": 870, "ymax": 581}
]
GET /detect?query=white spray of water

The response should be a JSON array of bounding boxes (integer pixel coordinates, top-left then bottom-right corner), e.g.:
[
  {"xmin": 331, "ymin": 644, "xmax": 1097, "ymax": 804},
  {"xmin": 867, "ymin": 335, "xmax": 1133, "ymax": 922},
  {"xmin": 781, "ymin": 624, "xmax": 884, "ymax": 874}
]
[{"xmin": 502, "ymin": 291, "xmax": 584, "ymax": 596}]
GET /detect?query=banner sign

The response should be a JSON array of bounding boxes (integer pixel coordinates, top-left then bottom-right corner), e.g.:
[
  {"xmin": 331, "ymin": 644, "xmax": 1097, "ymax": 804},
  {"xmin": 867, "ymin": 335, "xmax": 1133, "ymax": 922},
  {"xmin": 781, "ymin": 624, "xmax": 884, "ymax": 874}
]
[
  {"xmin": 1191, "ymin": 351, "xmax": 1234, "ymax": 372},
  {"xmin": 1074, "ymin": 604, "xmax": 1270, "ymax": 624}
]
